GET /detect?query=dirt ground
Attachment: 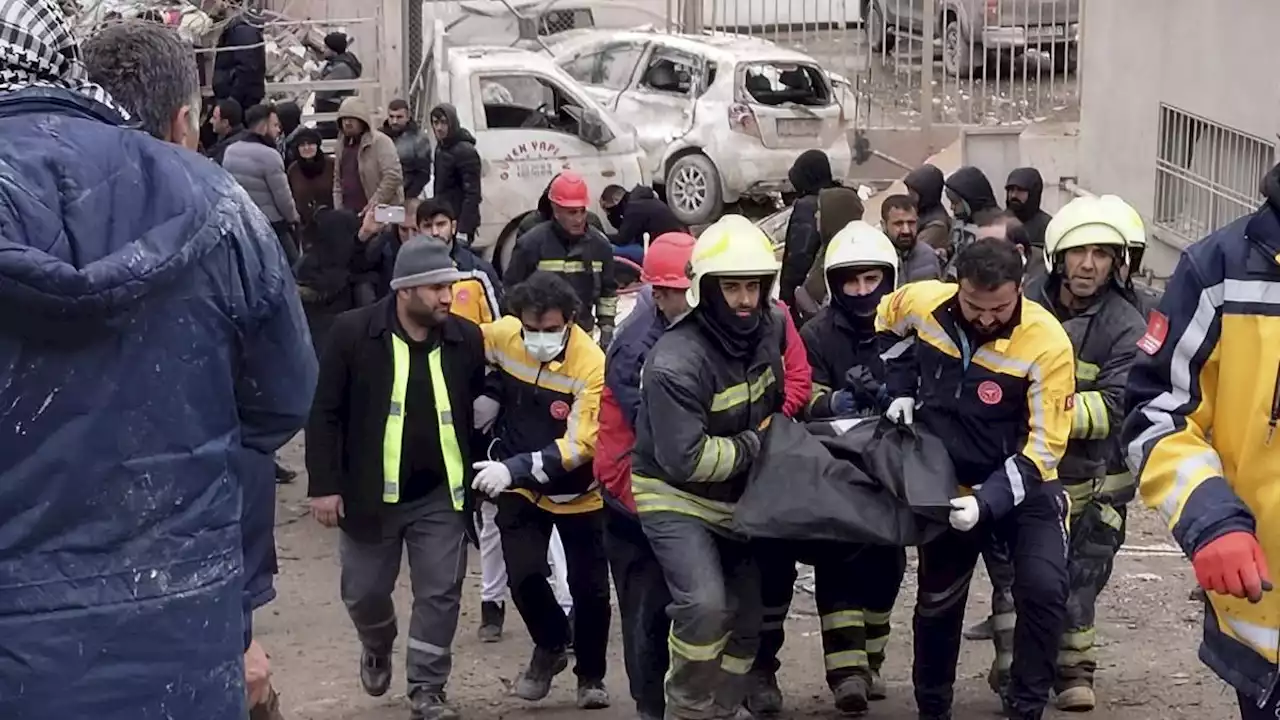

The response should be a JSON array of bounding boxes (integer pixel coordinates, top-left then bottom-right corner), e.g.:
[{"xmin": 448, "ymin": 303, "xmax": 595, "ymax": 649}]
[{"xmin": 262, "ymin": 440, "xmax": 1240, "ymax": 720}]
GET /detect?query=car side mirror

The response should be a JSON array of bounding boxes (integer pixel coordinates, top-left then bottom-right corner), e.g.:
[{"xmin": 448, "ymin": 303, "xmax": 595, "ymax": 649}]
[{"xmin": 576, "ymin": 107, "xmax": 615, "ymax": 147}]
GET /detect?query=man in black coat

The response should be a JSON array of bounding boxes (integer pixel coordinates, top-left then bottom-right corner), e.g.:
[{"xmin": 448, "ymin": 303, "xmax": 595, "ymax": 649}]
[
  {"xmin": 1005, "ymin": 167, "xmax": 1054, "ymax": 257},
  {"xmin": 383, "ymin": 98, "xmax": 434, "ymax": 199},
  {"xmin": 210, "ymin": 5, "xmax": 265, "ymax": 111},
  {"xmin": 430, "ymin": 103, "xmax": 482, "ymax": 247},
  {"xmin": 600, "ymin": 184, "xmax": 685, "ymax": 265}
]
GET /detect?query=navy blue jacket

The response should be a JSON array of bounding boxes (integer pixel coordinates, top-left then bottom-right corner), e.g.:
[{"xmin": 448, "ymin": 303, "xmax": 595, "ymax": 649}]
[
  {"xmin": 0, "ymin": 88, "xmax": 316, "ymax": 719},
  {"xmin": 606, "ymin": 286, "xmax": 667, "ymax": 428}
]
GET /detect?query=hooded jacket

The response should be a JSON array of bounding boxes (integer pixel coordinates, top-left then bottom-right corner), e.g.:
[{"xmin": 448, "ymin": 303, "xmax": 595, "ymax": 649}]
[
  {"xmin": 612, "ymin": 185, "xmax": 685, "ymax": 247},
  {"xmin": 904, "ymin": 164, "xmax": 952, "ymax": 252},
  {"xmin": 431, "ymin": 103, "xmax": 483, "ymax": 236},
  {"xmin": 332, "ymin": 96, "xmax": 403, "ymax": 211},
  {"xmin": 314, "ymin": 51, "xmax": 363, "ymax": 114},
  {"xmin": 1007, "ymin": 167, "xmax": 1054, "ymax": 276},
  {"xmin": 1123, "ymin": 163, "xmax": 1280, "ymax": 702},
  {"xmin": 212, "ymin": 13, "xmax": 266, "ymax": 109},
  {"xmin": 381, "ymin": 118, "xmax": 434, "ymax": 199},
  {"xmin": 785, "ymin": 186, "xmax": 864, "ymax": 321},
  {"xmin": 944, "ymin": 166, "xmax": 1001, "ymax": 221},
  {"xmin": 0, "ymin": 87, "xmax": 316, "ymax": 718}
]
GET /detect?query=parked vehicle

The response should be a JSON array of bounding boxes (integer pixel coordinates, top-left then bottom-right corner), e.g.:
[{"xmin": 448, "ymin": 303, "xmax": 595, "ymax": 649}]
[
  {"xmin": 444, "ymin": 0, "xmax": 671, "ymax": 47},
  {"xmin": 553, "ymin": 30, "xmax": 855, "ymax": 226},
  {"xmin": 418, "ymin": 20, "xmax": 648, "ymax": 270},
  {"xmin": 864, "ymin": 0, "xmax": 1080, "ymax": 77}
]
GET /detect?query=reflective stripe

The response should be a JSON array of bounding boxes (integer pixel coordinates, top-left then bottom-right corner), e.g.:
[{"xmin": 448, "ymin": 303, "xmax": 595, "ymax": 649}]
[
  {"xmin": 531, "ymin": 451, "xmax": 550, "ymax": 484},
  {"xmin": 689, "ymin": 436, "xmax": 738, "ymax": 483},
  {"xmin": 864, "ymin": 610, "xmax": 892, "ymax": 626},
  {"xmin": 632, "ymin": 475, "xmax": 735, "ymax": 526},
  {"xmin": 809, "ymin": 382, "xmax": 832, "ymax": 407},
  {"xmin": 992, "ymin": 612, "xmax": 1017, "ymax": 632},
  {"xmin": 823, "ymin": 649, "xmax": 868, "ymax": 671},
  {"xmin": 710, "ymin": 366, "xmax": 777, "ymax": 413},
  {"xmin": 597, "ymin": 295, "xmax": 618, "ymax": 316},
  {"xmin": 1071, "ymin": 390, "xmax": 1109, "ymax": 440},
  {"xmin": 1057, "ymin": 649, "xmax": 1092, "ymax": 667},
  {"xmin": 820, "ymin": 610, "xmax": 864, "ymax": 631},
  {"xmin": 669, "ymin": 629, "xmax": 729, "ymax": 662},
  {"xmin": 407, "ymin": 637, "xmax": 450, "ymax": 656},
  {"xmin": 721, "ymin": 654, "xmax": 753, "ymax": 675},
  {"xmin": 1223, "ymin": 616, "xmax": 1280, "ymax": 658},
  {"xmin": 879, "ymin": 334, "xmax": 916, "ymax": 361},
  {"xmin": 866, "ymin": 635, "xmax": 889, "ymax": 654},
  {"xmin": 1005, "ymin": 456, "xmax": 1026, "ymax": 506},
  {"xmin": 383, "ymin": 336, "xmax": 466, "ymax": 510},
  {"xmin": 1060, "ymin": 627, "xmax": 1095, "ymax": 651},
  {"xmin": 537, "ymin": 259, "xmax": 605, "ymax": 274},
  {"xmin": 486, "ymin": 347, "xmax": 584, "ymax": 395},
  {"xmin": 1076, "ymin": 360, "xmax": 1100, "ymax": 382}
]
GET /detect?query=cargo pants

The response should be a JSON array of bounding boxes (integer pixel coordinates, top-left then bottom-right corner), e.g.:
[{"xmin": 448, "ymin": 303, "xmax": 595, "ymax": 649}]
[
  {"xmin": 1057, "ymin": 483, "xmax": 1127, "ymax": 693},
  {"xmin": 641, "ymin": 512, "xmax": 762, "ymax": 720}
]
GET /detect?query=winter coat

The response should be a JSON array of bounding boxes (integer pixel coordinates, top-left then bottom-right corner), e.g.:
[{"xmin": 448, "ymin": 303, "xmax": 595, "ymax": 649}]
[
  {"xmin": 207, "ymin": 125, "xmax": 247, "ymax": 165},
  {"xmin": 800, "ymin": 306, "xmax": 886, "ymax": 419},
  {"xmin": 223, "ymin": 132, "xmax": 301, "ymax": 224},
  {"xmin": 314, "ymin": 52, "xmax": 363, "ymax": 113},
  {"xmin": 942, "ymin": 165, "xmax": 1001, "ymax": 270},
  {"xmin": 504, "ymin": 219, "xmax": 618, "ymax": 332},
  {"xmin": 612, "ymin": 185, "xmax": 685, "ymax": 247},
  {"xmin": 288, "ymin": 155, "xmax": 336, "ymax": 227},
  {"xmin": 899, "ymin": 239, "xmax": 943, "ymax": 283},
  {"xmin": 904, "ymin": 164, "xmax": 953, "ymax": 253},
  {"xmin": 381, "ymin": 120, "xmax": 434, "ymax": 198},
  {"xmin": 296, "ymin": 208, "xmax": 362, "ymax": 353},
  {"xmin": 1006, "ymin": 166, "xmax": 1054, "ymax": 277},
  {"xmin": 431, "ymin": 103, "xmax": 483, "ymax": 236},
  {"xmin": 212, "ymin": 13, "xmax": 266, "ymax": 109},
  {"xmin": 0, "ymin": 87, "xmax": 315, "ymax": 718},
  {"xmin": 784, "ymin": 186, "xmax": 865, "ymax": 321},
  {"xmin": 516, "ymin": 174, "xmax": 605, "ymax": 238},
  {"xmin": 332, "ymin": 96, "xmax": 404, "ymax": 211}
]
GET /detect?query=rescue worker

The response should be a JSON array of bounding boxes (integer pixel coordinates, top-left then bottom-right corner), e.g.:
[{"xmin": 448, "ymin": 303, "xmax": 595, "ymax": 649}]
[
  {"xmin": 517, "ymin": 172, "xmax": 607, "ymax": 239},
  {"xmin": 880, "ymin": 193, "xmax": 943, "ymax": 283},
  {"xmin": 1024, "ymin": 196, "xmax": 1146, "ymax": 711},
  {"xmin": 600, "ymin": 184, "xmax": 685, "ymax": 265},
  {"xmin": 944, "ymin": 166, "xmax": 1001, "ymax": 266},
  {"xmin": 1005, "ymin": 167, "xmax": 1054, "ymax": 268},
  {"xmin": 876, "ymin": 238, "xmax": 1075, "ymax": 720},
  {"xmin": 631, "ymin": 215, "xmax": 785, "ymax": 719},
  {"xmin": 415, "ymin": 199, "xmax": 502, "ymax": 325},
  {"xmin": 1122, "ymin": 162, "xmax": 1280, "ymax": 720},
  {"xmin": 306, "ymin": 237, "xmax": 487, "ymax": 720},
  {"xmin": 470, "ymin": 271, "xmax": 612, "ymax": 709},
  {"xmin": 505, "ymin": 172, "xmax": 618, "ymax": 347},
  {"xmin": 1100, "ymin": 194, "xmax": 1163, "ymax": 318},
  {"xmin": 748, "ymin": 222, "xmax": 908, "ymax": 717},
  {"xmin": 904, "ymin": 163, "xmax": 953, "ymax": 256}
]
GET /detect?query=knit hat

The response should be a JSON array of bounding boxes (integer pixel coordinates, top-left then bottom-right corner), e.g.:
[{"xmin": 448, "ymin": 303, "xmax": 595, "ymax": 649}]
[
  {"xmin": 324, "ymin": 32, "xmax": 348, "ymax": 54},
  {"xmin": 391, "ymin": 235, "xmax": 463, "ymax": 290}
]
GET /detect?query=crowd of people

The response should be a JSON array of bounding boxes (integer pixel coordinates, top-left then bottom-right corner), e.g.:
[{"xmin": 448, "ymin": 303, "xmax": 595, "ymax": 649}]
[{"xmin": 0, "ymin": 5, "xmax": 1275, "ymax": 720}]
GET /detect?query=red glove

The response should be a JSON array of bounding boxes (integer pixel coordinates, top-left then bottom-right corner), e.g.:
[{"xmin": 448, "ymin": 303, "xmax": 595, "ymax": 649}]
[{"xmin": 1191, "ymin": 532, "xmax": 1274, "ymax": 603}]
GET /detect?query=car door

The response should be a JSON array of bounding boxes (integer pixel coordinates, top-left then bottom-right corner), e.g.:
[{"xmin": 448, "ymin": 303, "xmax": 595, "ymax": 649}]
[{"xmin": 611, "ymin": 43, "xmax": 702, "ymax": 175}]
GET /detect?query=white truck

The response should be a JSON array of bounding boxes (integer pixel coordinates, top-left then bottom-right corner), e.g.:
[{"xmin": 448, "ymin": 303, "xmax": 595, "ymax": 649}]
[{"xmin": 417, "ymin": 21, "xmax": 648, "ymax": 270}]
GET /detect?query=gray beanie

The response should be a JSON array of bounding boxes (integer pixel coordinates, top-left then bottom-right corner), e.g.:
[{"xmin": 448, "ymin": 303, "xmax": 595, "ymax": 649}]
[{"xmin": 391, "ymin": 236, "xmax": 463, "ymax": 290}]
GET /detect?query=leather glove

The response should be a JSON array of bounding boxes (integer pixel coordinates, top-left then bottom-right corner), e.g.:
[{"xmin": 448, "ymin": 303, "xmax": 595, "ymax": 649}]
[
  {"xmin": 948, "ymin": 496, "xmax": 981, "ymax": 532},
  {"xmin": 1192, "ymin": 531, "xmax": 1274, "ymax": 603},
  {"xmin": 598, "ymin": 325, "xmax": 614, "ymax": 350},
  {"xmin": 473, "ymin": 395, "xmax": 500, "ymax": 433},
  {"xmin": 830, "ymin": 390, "xmax": 855, "ymax": 415},
  {"xmin": 886, "ymin": 396, "xmax": 915, "ymax": 425},
  {"xmin": 471, "ymin": 460, "xmax": 513, "ymax": 498}
]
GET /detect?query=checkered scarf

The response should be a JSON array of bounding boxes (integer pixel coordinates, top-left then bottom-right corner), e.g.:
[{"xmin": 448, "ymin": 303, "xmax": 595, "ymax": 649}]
[{"xmin": 0, "ymin": 0, "xmax": 130, "ymax": 118}]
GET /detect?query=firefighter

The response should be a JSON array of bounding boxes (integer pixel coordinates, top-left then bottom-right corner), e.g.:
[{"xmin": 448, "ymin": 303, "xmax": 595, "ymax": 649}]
[
  {"xmin": 631, "ymin": 215, "xmax": 785, "ymax": 720},
  {"xmin": 1122, "ymin": 162, "xmax": 1280, "ymax": 720},
  {"xmin": 1024, "ymin": 196, "xmax": 1147, "ymax": 711},
  {"xmin": 749, "ymin": 221, "xmax": 907, "ymax": 716},
  {"xmin": 469, "ymin": 271, "xmax": 612, "ymax": 710},
  {"xmin": 504, "ymin": 172, "xmax": 618, "ymax": 347},
  {"xmin": 1099, "ymin": 194, "xmax": 1163, "ymax": 318},
  {"xmin": 876, "ymin": 238, "xmax": 1075, "ymax": 720}
]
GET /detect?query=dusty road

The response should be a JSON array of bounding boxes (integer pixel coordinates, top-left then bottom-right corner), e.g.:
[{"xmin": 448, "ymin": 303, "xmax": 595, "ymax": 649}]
[{"xmin": 262, "ymin": 441, "xmax": 1238, "ymax": 720}]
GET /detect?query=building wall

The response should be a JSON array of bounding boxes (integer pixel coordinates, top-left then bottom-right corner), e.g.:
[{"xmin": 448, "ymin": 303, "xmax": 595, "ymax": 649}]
[{"xmin": 1078, "ymin": 0, "xmax": 1280, "ymax": 277}]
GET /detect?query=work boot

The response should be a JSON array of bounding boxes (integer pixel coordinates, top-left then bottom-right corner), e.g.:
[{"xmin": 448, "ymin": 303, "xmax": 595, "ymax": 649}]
[
  {"xmin": 478, "ymin": 601, "xmax": 504, "ymax": 643},
  {"xmin": 963, "ymin": 616, "xmax": 994, "ymax": 640},
  {"xmin": 359, "ymin": 648, "xmax": 391, "ymax": 697},
  {"xmin": 577, "ymin": 679, "xmax": 611, "ymax": 709},
  {"xmin": 1001, "ymin": 695, "xmax": 1045, "ymax": 720},
  {"xmin": 513, "ymin": 646, "xmax": 569, "ymax": 701},
  {"xmin": 1055, "ymin": 684, "xmax": 1096, "ymax": 712},
  {"xmin": 410, "ymin": 691, "xmax": 461, "ymax": 720},
  {"xmin": 274, "ymin": 460, "xmax": 297, "ymax": 484},
  {"xmin": 868, "ymin": 670, "xmax": 887, "ymax": 701},
  {"xmin": 987, "ymin": 663, "xmax": 1010, "ymax": 696},
  {"xmin": 744, "ymin": 671, "xmax": 783, "ymax": 716},
  {"xmin": 832, "ymin": 675, "xmax": 869, "ymax": 714}
]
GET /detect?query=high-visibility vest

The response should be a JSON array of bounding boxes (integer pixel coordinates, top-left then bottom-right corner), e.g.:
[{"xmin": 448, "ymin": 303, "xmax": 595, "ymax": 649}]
[{"xmin": 382, "ymin": 334, "xmax": 466, "ymax": 510}]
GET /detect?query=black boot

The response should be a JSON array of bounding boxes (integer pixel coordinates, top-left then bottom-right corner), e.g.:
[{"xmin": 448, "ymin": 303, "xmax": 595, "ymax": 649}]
[
  {"xmin": 478, "ymin": 600, "xmax": 504, "ymax": 643},
  {"xmin": 274, "ymin": 461, "xmax": 297, "ymax": 484}
]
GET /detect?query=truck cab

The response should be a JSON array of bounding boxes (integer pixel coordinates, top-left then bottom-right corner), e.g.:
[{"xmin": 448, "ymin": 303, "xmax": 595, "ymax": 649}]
[{"xmin": 419, "ymin": 21, "xmax": 648, "ymax": 271}]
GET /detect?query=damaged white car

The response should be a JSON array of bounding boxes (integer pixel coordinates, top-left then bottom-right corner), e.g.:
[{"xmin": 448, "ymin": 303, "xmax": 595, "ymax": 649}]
[{"xmin": 553, "ymin": 30, "xmax": 854, "ymax": 225}]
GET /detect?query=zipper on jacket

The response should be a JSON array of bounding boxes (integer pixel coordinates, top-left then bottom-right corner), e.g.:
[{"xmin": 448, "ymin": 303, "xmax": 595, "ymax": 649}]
[
  {"xmin": 954, "ymin": 330, "xmax": 973, "ymax": 400},
  {"xmin": 1267, "ymin": 359, "xmax": 1280, "ymax": 445}
]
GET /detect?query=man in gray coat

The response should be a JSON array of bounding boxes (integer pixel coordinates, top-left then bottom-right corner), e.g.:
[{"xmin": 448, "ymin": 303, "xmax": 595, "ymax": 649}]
[
  {"xmin": 223, "ymin": 103, "xmax": 302, "ymax": 264},
  {"xmin": 880, "ymin": 194, "xmax": 941, "ymax": 283}
]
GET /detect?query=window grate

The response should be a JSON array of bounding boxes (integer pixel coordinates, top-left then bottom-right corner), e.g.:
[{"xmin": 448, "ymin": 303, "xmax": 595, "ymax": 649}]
[{"xmin": 1153, "ymin": 104, "xmax": 1275, "ymax": 246}]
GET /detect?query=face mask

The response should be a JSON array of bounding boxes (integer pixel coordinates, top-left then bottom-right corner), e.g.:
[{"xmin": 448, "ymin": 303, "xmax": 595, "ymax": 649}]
[{"xmin": 524, "ymin": 328, "xmax": 567, "ymax": 363}]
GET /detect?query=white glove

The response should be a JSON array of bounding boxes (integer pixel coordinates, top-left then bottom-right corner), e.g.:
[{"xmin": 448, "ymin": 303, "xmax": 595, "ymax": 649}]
[
  {"xmin": 886, "ymin": 396, "xmax": 915, "ymax": 425},
  {"xmin": 949, "ymin": 496, "xmax": 981, "ymax": 532},
  {"xmin": 472, "ymin": 460, "xmax": 513, "ymax": 497},
  {"xmin": 473, "ymin": 396, "xmax": 500, "ymax": 432}
]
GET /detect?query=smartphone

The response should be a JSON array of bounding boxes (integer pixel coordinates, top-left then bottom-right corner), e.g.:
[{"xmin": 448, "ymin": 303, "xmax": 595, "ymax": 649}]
[{"xmin": 373, "ymin": 204, "xmax": 406, "ymax": 224}]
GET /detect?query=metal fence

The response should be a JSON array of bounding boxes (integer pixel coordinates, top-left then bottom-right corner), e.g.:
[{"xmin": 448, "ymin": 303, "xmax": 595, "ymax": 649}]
[{"xmin": 677, "ymin": 0, "xmax": 1083, "ymax": 130}]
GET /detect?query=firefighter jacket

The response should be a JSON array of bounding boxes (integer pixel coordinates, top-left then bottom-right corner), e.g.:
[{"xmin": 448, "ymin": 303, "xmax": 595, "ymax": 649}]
[
  {"xmin": 630, "ymin": 306, "xmax": 787, "ymax": 528},
  {"xmin": 1122, "ymin": 172, "xmax": 1280, "ymax": 701},
  {"xmin": 800, "ymin": 306, "xmax": 885, "ymax": 420},
  {"xmin": 503, "ymin": 220, "xmax": 618, "ymax": 332},
  {"xmin": 482, "ymin": 316, "xmax": 604, "ymax": 514},
  {"xmin": 875, "ymin": 280, "xmax": 1075, "ymax": 521},
  {"xmin": 1025, "ymin": 274, "xmax": 1145, "ymax": 502}
]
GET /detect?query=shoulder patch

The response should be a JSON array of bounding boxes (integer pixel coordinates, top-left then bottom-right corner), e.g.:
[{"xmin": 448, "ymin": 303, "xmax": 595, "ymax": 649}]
[{"xmin": 1137, "ymin": 311, "xmax": 1169, "ymax": 355}]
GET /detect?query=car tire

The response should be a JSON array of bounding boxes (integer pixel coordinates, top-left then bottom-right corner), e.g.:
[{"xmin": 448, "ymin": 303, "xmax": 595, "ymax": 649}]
[
  {"xmin": 865, "ymin": 1, "xmax": 895, "ymax": 53},
  {"xmin": 942, "ymin": 17, "xmax": 980, "ymax": 78},
  {"xmin": 665, "ymin": 153, "xmax": 724, "ymax": 227}
]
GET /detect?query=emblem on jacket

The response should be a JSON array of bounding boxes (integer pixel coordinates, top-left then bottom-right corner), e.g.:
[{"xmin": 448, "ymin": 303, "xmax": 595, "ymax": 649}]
[
  {"xmin": 550, "ymin": 400, "xmax": 571, "ymax": 420},
  {"xmin": 1137, "ymin": 311, "xmax": 1169, "ymax": 355},
  {"xmin": 977, "ymin": 380, "xmax": 1003, "ymax": 405}
]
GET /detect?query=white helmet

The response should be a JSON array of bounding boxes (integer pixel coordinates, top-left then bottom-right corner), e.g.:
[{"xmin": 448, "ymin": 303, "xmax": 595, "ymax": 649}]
[
  {"xmin": 686, "ymin": 214, "xmax": 781, "ymax": 308},
  {"xmin": 1043, "ymin": 195, "xmax": 1131, "ymax": 269},
  {"xmin": 1098, "ymin": 194, "xmax": 1146, "ymax": 252},
  {"xmin": 823, "ymin": 221, "xmax": 900, "ymax": 299}
]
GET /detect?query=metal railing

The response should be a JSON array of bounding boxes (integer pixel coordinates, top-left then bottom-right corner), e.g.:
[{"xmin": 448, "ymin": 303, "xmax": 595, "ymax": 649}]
[{"xmin": 676, "ymin": 0, "xmax": 1083, "ymax": 130}]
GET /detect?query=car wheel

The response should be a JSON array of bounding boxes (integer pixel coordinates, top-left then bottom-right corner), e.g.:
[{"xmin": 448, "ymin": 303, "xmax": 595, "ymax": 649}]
[
  {"xmin": 665, "ymin": 153, "xmax": 724, "ymax": 227},
  {"xmin": 942, "ymin": 18, "xmax": 979, "ymax": 78},
  {"xmin": 865, "ymin": 1, "xmax": 895, "ymax": 53}
]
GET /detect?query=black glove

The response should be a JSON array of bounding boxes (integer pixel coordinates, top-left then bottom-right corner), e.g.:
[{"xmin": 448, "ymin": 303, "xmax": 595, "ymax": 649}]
[{"xmin": 843, "ymin": 365, "xmax": 883, "ymax": 409}]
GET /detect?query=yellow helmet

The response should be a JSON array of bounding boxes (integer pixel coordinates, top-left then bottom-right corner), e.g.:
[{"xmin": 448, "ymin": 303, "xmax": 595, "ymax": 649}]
[
  {"xmin": 1043, "ymin": 195, "xmax": 1130, "ymax": 269},
  {"xmin": 1098, "ymin": 194, "xmax": 1146, "ymax": 251},
  {"xmin": 823, "ymin": 221, "xmax": 900, "ymax": 299},
  {"xmin": 686, "ymin": 214, "xmax": 781, "ymax": 308}
]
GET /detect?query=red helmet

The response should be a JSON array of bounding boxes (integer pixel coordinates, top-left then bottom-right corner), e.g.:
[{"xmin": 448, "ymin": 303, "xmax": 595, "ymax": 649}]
[
  {"xmin": 642, "ymin": 232, "xmax": 697, "ymax": 289},
  {"xmin": 547, "ymin": 172, "xmax": 590, "ymax": 209}
]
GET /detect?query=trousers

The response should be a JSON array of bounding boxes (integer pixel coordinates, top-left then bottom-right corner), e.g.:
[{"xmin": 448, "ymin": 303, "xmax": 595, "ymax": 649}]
[
  {"xmin": 981, "ymin": 535, "xmax": 1017, "ymax": 683},
  {"xmin": 755, "ymin": 540, "xmax": 905, "ymax": 688},
  {"xmin": 495, "ymin": 495, "xmax": 611, "ymax": 680},
  {"xmin": 914, "ymin": 485, "xmax": 1068, "ymax": 718},
  {"xmin": 1240, "ymin": 690, "xmax": 1280, "ymax": 720},
  {"xmin": 642, "ymin": 512, "xmax": 762, "ymax": 720},
  {"xmin": 604, "ymin": 506, "xmax": 672, "ymax": 718},
  {"xmin": 1058, "ymin": 498, "xmax": 1126, "ymax": 690},
  {"xmin": 339, "ymin": 486, "xmax": 467, "ymax": 696},
  {"xmin": 479, "ymin": 500, "xmax": 573, "ymax": 612}
]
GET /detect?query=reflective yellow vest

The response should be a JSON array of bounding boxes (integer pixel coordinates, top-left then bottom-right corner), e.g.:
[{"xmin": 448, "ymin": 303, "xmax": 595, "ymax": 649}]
[{"xmin": 381, "ymin": 334, "xmax": 466, "ymax": 510}]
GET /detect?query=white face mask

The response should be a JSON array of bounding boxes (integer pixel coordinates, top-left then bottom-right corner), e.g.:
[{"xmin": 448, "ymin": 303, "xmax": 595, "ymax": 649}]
[{"xmin": 524, "ymin": 328, "xmax": 567, "ymax": 363}]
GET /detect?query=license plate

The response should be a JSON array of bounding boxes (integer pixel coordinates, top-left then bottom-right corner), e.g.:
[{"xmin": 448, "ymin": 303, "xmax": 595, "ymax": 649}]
[
  {"xmin": 777, "ymin": 118, "xmax": 822, "ymax": 137},
  {"xmin": 1028, "ymin": 24, "xmax": 1067, "ymax": 40}
]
